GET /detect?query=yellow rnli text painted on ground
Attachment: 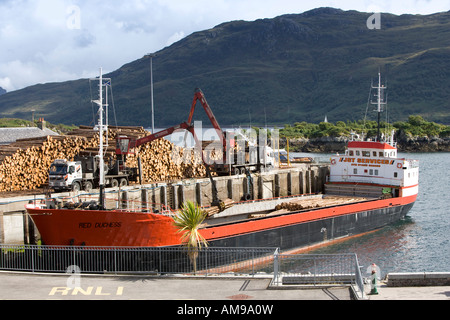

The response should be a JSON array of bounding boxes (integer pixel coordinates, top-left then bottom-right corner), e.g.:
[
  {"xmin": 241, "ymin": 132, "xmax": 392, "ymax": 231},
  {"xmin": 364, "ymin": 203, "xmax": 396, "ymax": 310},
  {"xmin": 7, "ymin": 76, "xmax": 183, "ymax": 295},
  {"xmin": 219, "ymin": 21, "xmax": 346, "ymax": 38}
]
[{"xmin": 49, "ymin": 286, "xmax": 124, "ymax": 296}]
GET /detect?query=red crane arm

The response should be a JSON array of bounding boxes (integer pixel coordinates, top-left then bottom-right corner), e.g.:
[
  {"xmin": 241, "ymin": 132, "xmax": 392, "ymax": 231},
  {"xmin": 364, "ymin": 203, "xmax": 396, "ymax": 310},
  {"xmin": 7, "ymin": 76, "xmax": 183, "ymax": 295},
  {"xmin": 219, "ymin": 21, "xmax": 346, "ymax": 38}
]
[
  {"xmin": 116, "ymin": 88, "xmax": 227, "ymax": 156},
  {"xmin": 188, "ymin": 88, "xmax": 227, "ymax": 152},
  {"xmin": 116, "ymin": 123, "xmax": 191, "ymax": 156},
  {"xmin": 132, "ymin": 122, "xmax": 190, "ymax": 148},
  {"xmin": 114, "ymin": 88, "xmax": 225, "ymax": 207}
]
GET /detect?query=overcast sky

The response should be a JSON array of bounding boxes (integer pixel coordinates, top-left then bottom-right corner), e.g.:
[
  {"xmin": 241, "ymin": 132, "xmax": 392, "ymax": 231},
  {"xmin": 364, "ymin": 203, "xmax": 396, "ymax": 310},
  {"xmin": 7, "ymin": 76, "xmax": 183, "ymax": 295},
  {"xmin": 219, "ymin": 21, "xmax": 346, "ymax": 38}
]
[{"xmin": 0, "ymin": 0, "xmax": 449, "ymax": 92}]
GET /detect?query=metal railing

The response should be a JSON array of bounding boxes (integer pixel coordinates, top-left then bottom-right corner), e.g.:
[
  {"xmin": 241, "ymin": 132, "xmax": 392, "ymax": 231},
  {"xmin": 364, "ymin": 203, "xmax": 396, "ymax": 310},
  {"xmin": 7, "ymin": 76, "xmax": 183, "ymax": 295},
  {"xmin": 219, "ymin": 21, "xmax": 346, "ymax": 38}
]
[
  {"xmin": 0, "ymin": 244, "xmax": 366, "ymax": 298},
  {"xmin": 0, "ymin": 245, "xmax": 277, "ymax": 276},
  {"xmin": 272, "ymin": 251, "xmax": 365, "ymax": 299}
]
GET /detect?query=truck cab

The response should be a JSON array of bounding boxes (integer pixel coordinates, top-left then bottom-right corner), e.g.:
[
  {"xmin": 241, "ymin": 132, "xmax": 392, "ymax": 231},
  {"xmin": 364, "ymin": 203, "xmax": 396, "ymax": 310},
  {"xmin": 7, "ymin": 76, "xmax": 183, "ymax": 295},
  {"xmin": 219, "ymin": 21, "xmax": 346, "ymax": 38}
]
[
  {"xmin": 49, "ymin": 156, "xmax": 138, "ymax": 193},
  {"xmin": 49, "ymin": 160, "xmax": 83, "ymax": 191}
]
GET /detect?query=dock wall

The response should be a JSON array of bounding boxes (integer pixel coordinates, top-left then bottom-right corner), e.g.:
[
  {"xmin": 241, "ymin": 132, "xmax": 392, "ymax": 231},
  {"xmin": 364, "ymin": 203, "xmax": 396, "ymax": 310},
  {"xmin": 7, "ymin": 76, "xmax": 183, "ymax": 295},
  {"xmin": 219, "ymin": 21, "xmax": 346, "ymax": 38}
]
[
  {"xmin": 0, "ymin": 164, "xmax": 329, "ymax": 244},
  {"xmin": 133, "ymin": 164, "xmax": 329, "ymax": 211},
  {"xmin": 387, "ymin": 273, "xmax": 450, "ymax": 287}
]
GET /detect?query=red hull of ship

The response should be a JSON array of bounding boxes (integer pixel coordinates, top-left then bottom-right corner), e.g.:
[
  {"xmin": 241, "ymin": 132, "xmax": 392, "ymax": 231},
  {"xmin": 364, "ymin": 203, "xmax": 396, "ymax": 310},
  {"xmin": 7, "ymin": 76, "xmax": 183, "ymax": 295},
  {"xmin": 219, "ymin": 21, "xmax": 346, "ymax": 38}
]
[{"xmin": 27, "ymin": 194, "xmax": 417, "ymax": 247}]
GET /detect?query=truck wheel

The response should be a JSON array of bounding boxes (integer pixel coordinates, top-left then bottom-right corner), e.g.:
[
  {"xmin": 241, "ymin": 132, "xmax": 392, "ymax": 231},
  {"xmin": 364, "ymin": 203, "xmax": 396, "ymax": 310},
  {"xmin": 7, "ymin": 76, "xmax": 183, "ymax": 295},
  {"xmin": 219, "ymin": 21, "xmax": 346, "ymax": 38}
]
[
  {"xmin": 84, "ymin": 181, "xmax": 93, "ymax": 192},
  {"xmin": 111, "ymin": 179, "xmax": 119, "ymax": 188},
  {"xmin": 72, "ymin": 182, "xmax": 81, "ymax": 192},
  {"xmin": 119, "ymin": 178, "xmax": 128, "ymax": 187},
  {"xmin": 240, "ymin": 167, "xmax": 246, "ymax": 175},
  {"xmin": 233, "ymin": 167, "xmax": 240, "ymax": 175}
]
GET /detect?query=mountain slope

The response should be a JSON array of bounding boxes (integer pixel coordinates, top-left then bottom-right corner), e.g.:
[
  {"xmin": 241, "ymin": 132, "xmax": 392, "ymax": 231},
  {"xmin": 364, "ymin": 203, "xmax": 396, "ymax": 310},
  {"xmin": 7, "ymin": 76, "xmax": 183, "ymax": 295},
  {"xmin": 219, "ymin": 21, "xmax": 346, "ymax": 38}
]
[{"xmin": 1, "ymin": 7, "xmax": 450, "ymax": 127}]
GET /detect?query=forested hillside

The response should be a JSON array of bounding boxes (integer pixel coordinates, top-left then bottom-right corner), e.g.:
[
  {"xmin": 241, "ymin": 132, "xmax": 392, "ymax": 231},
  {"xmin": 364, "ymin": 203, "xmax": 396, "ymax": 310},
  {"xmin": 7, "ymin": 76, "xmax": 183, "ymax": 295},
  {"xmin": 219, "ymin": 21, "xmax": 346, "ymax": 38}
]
[{"xmin": 1, "ymin": 8, "xmax": 450, "ymax": 127}]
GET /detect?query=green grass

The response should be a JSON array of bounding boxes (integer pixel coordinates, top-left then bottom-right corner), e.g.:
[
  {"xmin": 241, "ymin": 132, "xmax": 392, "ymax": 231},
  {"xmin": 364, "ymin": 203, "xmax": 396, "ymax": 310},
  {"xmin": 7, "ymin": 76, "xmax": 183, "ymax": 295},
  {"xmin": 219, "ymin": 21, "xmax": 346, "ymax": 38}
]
[
  {"xmin": 0, "ymin": 118, "xmax": 78, "ymax": 134},
  {"xmin": 0, "ymin": 118, "xmax": 34, "ymax": 128}
]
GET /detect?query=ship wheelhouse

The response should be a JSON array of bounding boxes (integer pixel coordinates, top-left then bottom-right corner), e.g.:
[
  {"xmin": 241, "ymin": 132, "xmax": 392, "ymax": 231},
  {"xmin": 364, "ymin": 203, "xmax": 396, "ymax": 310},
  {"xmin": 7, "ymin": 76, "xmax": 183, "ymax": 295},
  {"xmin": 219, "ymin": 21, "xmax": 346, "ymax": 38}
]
[{"xmin": 345, "ymin": 141, "xmax": 397, "ymax": 159}]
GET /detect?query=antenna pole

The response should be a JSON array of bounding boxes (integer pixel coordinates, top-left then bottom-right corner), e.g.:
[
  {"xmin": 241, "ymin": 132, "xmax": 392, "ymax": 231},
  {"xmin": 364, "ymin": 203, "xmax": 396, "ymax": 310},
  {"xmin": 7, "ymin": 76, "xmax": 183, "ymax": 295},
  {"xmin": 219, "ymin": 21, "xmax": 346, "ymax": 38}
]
[
  {"xmin": 98, "ymin": 68, "xmax": 105, "ymax": 209},
  {"xmin": 377, "ymin": 72, "xmax": 382, "ymax": 142},
  {"xmin": 371, "ymin": 71, "xmax": 386, "ymax": 142}
]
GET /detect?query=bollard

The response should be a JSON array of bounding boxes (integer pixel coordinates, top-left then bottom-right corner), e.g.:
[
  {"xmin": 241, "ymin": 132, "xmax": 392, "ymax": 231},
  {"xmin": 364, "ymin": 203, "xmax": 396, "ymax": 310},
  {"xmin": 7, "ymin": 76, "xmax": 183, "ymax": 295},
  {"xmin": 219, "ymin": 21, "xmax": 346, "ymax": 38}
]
[{"xmin": 369, "ymin": 263, "xmax": 379, "ymax": 295}]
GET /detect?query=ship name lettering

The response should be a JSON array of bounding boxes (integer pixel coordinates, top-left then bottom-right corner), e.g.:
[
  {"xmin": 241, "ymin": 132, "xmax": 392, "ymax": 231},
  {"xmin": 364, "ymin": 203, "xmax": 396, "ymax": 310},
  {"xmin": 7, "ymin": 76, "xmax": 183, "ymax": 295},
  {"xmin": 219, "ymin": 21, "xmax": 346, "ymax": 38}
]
[
  {"xmin": 79, "ymin": 223, "xmax": 91, "ymax": 229},
  {"xmin": 78, "ymin": 222, "xmax": 122, "ymax": 229},
  {"xmin": 95, "ymin": 222, "xmax": 122, "ymax": 228},
  {"xmin": 356, "ymin": 158, "xmax": 391, "ymax": 165},
  {"xmin": 340, "ymin": 158, "xmax": 395, "ymax": 165},
  {"xmin": 340, "ymin": 158, "xmax": 396, "ymax": 165}
]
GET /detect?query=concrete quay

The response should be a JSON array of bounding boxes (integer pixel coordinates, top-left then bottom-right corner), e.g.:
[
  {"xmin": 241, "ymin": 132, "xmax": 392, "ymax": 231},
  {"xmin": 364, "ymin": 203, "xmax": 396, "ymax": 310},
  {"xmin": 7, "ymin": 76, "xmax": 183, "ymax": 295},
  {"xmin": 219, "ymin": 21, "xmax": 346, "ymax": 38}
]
[
  {"xmin": 366, "ymin": 282, "xmax": 450, "ymax": 300},
  {"xmin": 385, "ymin": 272, "xmax": 450, "ymax": 287},
  {"xmin": 366, "ymin": 272, "xmax": 450, "ymax": 300},
  {"xmin": 0, "ymin": 271, "xmax": 448, "ymax": 301},
  {"xmin": 0, "ymin": 272, "xmax": 352, "ymax": 300}
]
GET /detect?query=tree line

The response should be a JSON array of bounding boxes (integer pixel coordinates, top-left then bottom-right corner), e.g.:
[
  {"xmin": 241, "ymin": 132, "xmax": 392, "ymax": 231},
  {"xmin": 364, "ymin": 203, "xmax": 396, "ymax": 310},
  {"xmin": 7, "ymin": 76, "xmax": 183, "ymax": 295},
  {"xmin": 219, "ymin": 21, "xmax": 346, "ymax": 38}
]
[{"xmin": 279, "ymin": 115, "xmax": 450, "ymax": 140}]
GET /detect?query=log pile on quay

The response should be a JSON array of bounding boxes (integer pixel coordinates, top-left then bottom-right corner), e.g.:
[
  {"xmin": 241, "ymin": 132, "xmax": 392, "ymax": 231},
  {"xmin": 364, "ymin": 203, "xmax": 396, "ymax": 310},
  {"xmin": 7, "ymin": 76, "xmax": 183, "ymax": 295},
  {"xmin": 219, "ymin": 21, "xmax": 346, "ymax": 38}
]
[{"xmin": 0, "ymin": 126, "xmax": 207, "ymax": 192}]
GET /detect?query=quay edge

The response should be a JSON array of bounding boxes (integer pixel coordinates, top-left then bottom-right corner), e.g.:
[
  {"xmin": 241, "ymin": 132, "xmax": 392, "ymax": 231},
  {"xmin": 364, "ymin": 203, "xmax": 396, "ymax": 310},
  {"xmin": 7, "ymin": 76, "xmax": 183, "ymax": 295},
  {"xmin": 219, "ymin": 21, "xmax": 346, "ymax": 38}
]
[{"xmin": 386, "ymin": 272, "xmax": 450, "ymax": 287}]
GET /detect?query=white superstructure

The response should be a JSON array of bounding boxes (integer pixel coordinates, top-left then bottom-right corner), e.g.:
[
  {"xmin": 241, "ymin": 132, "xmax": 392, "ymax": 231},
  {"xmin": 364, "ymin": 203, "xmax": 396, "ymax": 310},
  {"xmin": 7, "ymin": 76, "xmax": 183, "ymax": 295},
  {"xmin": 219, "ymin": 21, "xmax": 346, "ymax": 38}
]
[
  {"xmin": 329, "ymin": 141, "xmax": 419, "ymax": 196},
  {"xmin": 329, "ymin": 72, "xmax": 419, "ymax": 199}
]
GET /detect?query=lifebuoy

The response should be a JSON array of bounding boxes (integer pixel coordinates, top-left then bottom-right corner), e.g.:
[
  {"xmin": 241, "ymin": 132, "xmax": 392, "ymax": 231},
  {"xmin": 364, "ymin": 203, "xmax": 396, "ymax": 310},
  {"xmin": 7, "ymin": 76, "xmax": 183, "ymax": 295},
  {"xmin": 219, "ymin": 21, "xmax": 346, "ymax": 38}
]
[
  {"xmin": 331, "ymin": 159, "xmax": 336, "ymax": 165},
  {"xmin": 397, "ymin": 163, "xmax": 403, "ymax": 169}
]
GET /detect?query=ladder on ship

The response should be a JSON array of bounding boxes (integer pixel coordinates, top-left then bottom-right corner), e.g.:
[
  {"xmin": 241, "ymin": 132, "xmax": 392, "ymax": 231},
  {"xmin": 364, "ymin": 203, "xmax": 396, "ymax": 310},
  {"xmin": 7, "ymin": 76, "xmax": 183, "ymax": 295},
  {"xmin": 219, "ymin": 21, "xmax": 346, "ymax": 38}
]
[{"xmin": 166, "ymin": 184, "xmax": 176, "ymax": 209}]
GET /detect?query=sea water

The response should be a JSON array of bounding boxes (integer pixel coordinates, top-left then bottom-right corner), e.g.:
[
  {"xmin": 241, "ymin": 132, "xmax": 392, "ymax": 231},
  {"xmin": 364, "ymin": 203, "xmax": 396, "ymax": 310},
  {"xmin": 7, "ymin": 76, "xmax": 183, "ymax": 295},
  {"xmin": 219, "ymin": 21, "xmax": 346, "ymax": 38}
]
[{"xmin": 302, "ymin": 152, "xmax": 450, "ymax": 277}]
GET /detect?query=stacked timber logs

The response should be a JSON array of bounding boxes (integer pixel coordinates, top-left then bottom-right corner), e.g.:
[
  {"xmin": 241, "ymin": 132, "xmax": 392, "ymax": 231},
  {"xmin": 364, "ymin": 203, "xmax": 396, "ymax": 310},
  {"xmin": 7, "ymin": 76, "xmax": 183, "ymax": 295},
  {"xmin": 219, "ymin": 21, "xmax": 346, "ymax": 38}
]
[
  {"xmin": 275, "ymin": 201, "xmax": 321, "ymax": 211},
  {"xmin": 126, "ymin": 139, "xmax": 207, "ymax": 182},
  {"xmin": 274, "ymin": 196, "xmax": 369, "ymax": 212},
  {"xmin": 0, "ymin": 126, "xmax": 208, "ymax": 192},
  {"xmin": 0, "ymin": 135, "xmax": 88, "ymax": 192},
  {"xmin": 203, "ymin": 199, "xmax": 235, "ymax": 217}
]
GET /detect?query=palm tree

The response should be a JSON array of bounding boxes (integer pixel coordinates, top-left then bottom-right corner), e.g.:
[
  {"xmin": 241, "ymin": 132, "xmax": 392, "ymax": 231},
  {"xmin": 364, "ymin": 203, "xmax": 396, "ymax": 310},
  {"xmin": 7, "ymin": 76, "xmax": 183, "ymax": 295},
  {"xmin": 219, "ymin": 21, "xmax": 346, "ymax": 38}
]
[{"xmin": 173, "ymin": 201, "xmax": 208, "ymax": 274}]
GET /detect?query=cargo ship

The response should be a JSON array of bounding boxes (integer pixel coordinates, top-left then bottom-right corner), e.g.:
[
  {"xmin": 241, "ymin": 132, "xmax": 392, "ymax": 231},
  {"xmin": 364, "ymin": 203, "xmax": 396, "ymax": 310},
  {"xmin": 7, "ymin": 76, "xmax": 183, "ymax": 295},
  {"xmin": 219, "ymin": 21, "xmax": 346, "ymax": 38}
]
[{"xmin": 26, "ymin": 72, "xmax": 419, "ymax": 251}]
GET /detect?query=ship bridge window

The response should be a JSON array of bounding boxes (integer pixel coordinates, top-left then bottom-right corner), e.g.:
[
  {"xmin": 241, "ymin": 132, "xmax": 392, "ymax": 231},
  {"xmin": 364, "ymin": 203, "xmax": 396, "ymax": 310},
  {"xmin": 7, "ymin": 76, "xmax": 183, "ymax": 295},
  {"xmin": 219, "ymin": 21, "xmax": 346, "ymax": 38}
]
[
  {"xmin": 355, "ymin": 150, "xmax": 360, "ymax": 156},
  {"xmin": 362, "ymin": 151, "xmax": 370, "ymax": 157},
  {"xmin": 349, "ymin": 150, "xmax": 354, "ymax": 156}
]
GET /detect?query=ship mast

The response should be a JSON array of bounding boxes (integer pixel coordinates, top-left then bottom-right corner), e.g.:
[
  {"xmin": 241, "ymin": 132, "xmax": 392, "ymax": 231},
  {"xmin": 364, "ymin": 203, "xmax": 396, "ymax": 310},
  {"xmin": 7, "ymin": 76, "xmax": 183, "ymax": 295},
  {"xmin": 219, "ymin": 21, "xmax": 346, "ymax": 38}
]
[
  {"xmin": 371, "ymin": 72, "xmax": 387, "ymax": 142},
  {"xmin": 92, "ymin": 68, "xmax": 109, "ymax": 209}
]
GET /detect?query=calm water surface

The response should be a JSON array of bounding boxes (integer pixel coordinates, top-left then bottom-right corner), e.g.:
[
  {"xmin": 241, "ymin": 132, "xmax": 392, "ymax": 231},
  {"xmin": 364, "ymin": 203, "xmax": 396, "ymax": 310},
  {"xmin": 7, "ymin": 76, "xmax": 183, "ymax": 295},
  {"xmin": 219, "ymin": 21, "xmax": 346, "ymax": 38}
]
[{"xmin": 294, "ymin": 152, "xmax": 450, "ymax": 277}]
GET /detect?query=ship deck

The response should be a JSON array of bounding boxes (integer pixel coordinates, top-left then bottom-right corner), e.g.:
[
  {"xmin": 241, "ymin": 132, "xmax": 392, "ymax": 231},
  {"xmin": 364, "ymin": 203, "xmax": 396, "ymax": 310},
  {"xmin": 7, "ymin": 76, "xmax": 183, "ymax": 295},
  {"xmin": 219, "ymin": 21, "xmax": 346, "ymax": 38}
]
[{"xmin": 202, "ymin": 195, "xmax": 374, "ymax": 228}]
